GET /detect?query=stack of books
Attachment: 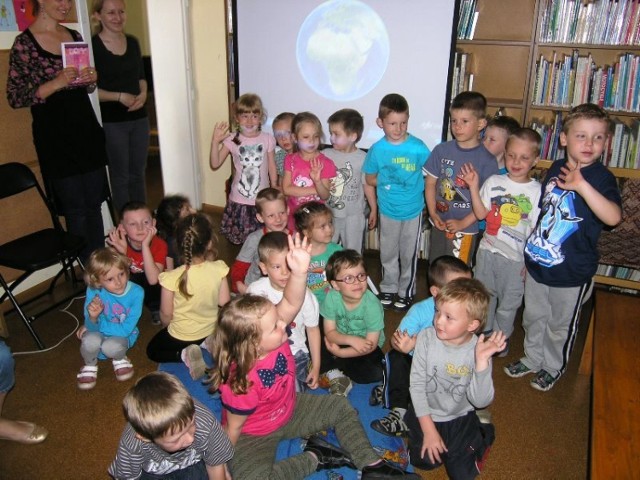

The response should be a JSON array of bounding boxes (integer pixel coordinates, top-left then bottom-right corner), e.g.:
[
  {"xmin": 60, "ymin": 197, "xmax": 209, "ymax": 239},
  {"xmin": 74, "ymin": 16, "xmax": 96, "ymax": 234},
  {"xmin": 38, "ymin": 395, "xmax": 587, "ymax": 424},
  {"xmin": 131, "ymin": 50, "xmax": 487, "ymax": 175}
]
[
  {"xmin": 450, "ymin": 51, "xmax": 474, "ymax": 99},
  {"xmin": 530, "ymin": 112, "xmax": 565, "ymax": 161},
  {"xmin": 538, "ymin": 0, "xmax": 640, "ymax": 45}
]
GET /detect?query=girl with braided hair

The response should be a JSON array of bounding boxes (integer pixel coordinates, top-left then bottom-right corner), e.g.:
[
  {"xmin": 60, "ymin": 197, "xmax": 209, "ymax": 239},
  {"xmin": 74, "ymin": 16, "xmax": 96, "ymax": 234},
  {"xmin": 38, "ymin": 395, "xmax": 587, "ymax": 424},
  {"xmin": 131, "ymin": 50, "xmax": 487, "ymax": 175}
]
[{"xmin": 146, "ymin": 213, "xmax": 231, "ymax": 379}]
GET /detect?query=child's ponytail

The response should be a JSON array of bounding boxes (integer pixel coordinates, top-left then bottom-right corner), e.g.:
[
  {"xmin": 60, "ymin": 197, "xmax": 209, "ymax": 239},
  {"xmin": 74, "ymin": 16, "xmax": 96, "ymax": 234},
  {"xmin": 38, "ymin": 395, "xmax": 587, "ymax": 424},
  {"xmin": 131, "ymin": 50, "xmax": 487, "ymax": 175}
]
[{"xmin": 175, "ymin": 213, "xmax": 217, "ymax": 300}]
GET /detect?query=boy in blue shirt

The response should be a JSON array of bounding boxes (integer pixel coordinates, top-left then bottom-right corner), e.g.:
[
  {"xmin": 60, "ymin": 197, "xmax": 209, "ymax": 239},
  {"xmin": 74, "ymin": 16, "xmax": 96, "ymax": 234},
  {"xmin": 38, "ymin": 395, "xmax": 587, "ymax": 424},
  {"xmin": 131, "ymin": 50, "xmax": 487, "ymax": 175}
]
[
  {"xmin": 505, "ymin": 103, "xmax": 622, "ymax": 391},
  {"xmin": 369, "ymin": 256, "xmax": 471, "ymax": 436},
  {"xmin": 424, "ymin": 92, "xmax": 499, "ymax": 266},
  {"xmin": 363, "ymin": 93, "xmax": 431, "ymax": 312}
]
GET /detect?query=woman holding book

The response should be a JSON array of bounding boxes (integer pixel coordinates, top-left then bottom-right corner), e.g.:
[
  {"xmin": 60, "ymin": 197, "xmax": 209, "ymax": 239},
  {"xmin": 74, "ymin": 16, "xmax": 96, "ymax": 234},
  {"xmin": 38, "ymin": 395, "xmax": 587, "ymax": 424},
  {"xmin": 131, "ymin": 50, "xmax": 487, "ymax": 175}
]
[
  {"xmin": 91, "ymin": 0, "xmax": 150, "ymax": 213},
  {"xmin": 6, "ymin": 0, "xmax": 108, "ymax": 262}
]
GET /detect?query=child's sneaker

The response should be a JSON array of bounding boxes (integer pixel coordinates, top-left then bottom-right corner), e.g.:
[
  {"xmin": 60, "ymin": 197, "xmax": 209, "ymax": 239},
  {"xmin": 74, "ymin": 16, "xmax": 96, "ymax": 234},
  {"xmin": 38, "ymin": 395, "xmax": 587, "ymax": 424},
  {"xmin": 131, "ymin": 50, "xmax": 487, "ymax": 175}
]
[
  {"xmin": 377, "ymin": 292, "xmax": 395, "ymax": 309},
  {"xmin": 392, "ymin": 296, "xmax": 413, "ymax": 312},
  {"xmin": 77, "ymin": 365, "xmax": 98, "ymax": 390},
  {"xmin": 503, "ymin": 360, "xmax": 536, "ymax": 378},
  {"xmin": 113, "ymin": 358, "xmax": 134, "ymax": 381},
  {"xmin": 361, "ymin": 460, "xmax": 421, "ymax": 478},
  {"xmin": 324, "ymin": 369, "xmax": 353, "ymax": 396},
  {"xmin": 370, "ymin": 408, "xmax": 409, "ymax": 437},
  {"xmin": 530, "ymin": 369, "xmax": 558, "ymax": 392},
  {"xmin": 369, "ymin": 384, "xmax": 384, "ymax": 406},
  {"xmin": 181, "ymin": 344, "xmax": 206, "ymax": 380}
]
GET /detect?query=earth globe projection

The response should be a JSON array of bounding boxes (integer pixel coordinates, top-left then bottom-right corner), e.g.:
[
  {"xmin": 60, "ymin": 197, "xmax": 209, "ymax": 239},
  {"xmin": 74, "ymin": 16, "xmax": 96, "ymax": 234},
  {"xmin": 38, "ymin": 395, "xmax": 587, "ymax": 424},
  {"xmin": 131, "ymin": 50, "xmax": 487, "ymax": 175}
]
[{"xmin": 296, "ymin": 0, "xmax": 390, "ymax": 101}]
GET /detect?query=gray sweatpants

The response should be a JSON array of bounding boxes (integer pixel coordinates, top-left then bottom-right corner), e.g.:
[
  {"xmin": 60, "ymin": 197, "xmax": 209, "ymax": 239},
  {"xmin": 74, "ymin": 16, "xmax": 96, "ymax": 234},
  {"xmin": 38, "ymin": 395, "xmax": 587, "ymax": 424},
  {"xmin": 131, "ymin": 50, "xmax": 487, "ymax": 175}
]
[
  {"xmin": 332, "ymin": 214, "xmax": 366, "ymax": 253},
  {"xmin": 80, "ymin": 331, "xmax": 129, "ymax": 365},
  {"xmin": 520, "ymin": 271, "xmax": 592, "ymax": 378},
  {"xmin": 474, "ymin": 248, "xmax": 525, "ymax": 337},
  {"xmin": 229, "ymin": 393, "xmax": 379, "ymax": 479},
  {"xmin": 378, "ymin": 213, "xmax": 422, "ymax": 299}
]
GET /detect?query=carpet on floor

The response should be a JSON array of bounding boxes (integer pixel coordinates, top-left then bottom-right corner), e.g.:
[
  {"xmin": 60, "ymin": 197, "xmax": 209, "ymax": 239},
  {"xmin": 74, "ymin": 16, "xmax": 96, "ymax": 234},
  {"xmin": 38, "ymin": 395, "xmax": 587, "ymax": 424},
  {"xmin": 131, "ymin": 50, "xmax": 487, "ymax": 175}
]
[{"xmin": 159, "ymin": 349, "xmax": 412, "ymax": 479}]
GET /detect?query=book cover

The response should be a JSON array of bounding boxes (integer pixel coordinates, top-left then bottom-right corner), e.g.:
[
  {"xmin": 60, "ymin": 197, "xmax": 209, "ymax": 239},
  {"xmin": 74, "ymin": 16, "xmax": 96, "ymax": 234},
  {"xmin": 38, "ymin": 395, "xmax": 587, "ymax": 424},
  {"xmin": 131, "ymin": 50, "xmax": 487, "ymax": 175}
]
[{"xmin": 61, "ymin": 42, "xmax": 90, "ymax": 85}]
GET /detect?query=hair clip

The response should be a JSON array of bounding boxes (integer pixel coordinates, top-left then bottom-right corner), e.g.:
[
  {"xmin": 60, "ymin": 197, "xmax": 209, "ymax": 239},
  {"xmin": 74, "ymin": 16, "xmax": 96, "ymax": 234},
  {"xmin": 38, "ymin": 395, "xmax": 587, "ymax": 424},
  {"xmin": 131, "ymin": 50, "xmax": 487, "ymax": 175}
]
[{"xmin": 302, "ymin": 207, "xmax": 310, "ymax": 214}]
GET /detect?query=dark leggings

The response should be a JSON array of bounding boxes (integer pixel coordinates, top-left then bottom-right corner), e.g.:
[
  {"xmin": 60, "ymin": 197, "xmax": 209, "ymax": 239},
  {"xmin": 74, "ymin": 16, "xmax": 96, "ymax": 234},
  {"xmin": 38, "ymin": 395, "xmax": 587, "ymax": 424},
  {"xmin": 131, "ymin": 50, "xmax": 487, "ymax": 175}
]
[{"xmin": 146, "ymin": 328, "xmax": 207, "ymax": 363}]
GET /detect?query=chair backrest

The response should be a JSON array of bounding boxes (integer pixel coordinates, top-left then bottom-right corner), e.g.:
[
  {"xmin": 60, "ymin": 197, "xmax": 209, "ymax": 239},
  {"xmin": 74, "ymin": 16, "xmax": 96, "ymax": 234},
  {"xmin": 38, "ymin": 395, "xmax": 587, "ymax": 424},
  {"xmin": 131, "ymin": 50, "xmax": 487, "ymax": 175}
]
[{"xmin": 0, "ymin": 162, "xmax": 41, "ymax": 199}]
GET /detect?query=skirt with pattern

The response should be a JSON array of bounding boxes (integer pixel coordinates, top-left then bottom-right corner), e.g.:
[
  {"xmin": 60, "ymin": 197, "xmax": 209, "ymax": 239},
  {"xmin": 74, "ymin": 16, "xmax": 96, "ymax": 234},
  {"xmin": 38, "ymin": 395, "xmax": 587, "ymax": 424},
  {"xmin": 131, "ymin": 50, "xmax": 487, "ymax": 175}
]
[{"xmin": 219, "ymin": 200, "xmax": 261, "ymax": 245}]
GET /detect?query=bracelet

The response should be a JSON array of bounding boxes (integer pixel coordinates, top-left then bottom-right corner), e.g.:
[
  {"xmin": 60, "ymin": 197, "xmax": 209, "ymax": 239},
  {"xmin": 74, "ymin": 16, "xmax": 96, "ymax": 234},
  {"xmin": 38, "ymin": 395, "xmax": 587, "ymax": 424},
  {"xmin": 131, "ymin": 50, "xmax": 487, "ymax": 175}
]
[{"xmin": 118, "ymin": 92, "xmax": 122, "ymax": 102}]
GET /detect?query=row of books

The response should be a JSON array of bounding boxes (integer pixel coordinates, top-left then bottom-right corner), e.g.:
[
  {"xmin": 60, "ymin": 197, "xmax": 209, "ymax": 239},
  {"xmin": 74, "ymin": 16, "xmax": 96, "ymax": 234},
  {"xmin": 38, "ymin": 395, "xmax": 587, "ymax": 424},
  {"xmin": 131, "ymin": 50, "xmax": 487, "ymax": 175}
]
[
  {"xmin": 456, "ymin": 0, "xmax": 478, "ymax": 40},
  {"xmin": 530, "ymin": 113, "xmax": 565, "ymax": 161},
  {"xmin": 538, "ymin": 0, "xmax": 640, "ymax": 45},
  {"xmin": 531, "ymin": 51, "xmax": 640, "ymax": 113},
  {"xmin": 597, "ymin": 263, "xmax": 640, "ymax": 282},
  {"xmin": 450, "ymin": 52, "xmax": 475, "ymax": 100},
  {"xmin": 530, "ymin": 112, "xmax": 640, "ymax": 168}
]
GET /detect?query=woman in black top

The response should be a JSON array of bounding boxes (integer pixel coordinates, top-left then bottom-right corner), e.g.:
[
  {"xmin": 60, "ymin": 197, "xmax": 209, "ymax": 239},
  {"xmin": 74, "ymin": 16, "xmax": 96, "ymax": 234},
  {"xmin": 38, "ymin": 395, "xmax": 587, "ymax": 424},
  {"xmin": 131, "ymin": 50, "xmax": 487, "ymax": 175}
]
[
  {"xmin": 91, "ymin": 0, "xmax": 150, "ymax": 213},
  {"xmin": 7, "ymin": 0, "xmax": 108, "ymax": 262}
]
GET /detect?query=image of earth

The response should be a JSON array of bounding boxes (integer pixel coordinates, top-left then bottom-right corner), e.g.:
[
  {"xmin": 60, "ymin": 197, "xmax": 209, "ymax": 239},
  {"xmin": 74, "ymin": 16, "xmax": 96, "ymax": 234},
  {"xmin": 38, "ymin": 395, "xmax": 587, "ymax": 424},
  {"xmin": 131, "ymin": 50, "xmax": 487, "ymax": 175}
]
[{"xmin": 296, "ymin": 0, "xmax": 390, "ymax": 101}]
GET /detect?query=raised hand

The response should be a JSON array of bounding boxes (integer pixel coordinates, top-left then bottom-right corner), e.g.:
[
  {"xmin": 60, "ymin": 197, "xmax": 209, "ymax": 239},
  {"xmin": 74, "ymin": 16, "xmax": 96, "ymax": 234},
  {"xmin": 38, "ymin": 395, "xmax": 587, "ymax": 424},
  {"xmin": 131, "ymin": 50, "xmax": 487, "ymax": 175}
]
[
  {"xmin": 106, "ymin": 225, "xmax": 128, "ymax": 254},
  {"xmin": 309, "ymin": 157, "xmax": 324, "ymax": 183},
  {"xmin": 87, "ymin": 294, "xmax": 103, "ymax": 323},
  {"xmin": 558, "ymin": 158, "xmax": 586, "ymax": 193},
  {"xmin": 459, "ymin": 163, "xmax": 480, "ymax": 189},
  {"xmin": 286, "ymin": 233, "xmax": 311, "ymax": 275},
  {"xmin": 391, "ymin": 329, "xmax": 417, "ymax": 354},
  {"xmin": 212, "ymin": 122, "xmax": 230, "ymax": 144},
  {"xmin": 475, "ymin": 330, "xmax": 507, "ymax": 369}
]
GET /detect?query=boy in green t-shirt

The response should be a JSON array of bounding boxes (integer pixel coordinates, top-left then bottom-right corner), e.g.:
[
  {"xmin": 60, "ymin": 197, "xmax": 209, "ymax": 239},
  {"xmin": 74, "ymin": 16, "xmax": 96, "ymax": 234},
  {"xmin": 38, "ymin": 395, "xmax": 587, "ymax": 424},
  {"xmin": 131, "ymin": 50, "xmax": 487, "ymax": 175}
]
[{"xmin": 319, "ymin": 250, "xmax": 384, "ymax": 396}]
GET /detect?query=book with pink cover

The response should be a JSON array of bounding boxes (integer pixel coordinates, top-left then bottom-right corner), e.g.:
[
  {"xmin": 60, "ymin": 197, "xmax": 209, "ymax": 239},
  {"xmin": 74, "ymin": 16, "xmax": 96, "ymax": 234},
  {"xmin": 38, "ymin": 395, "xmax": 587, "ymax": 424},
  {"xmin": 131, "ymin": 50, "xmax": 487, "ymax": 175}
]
[{"xmin": 61, "ymin": 42, "xmax": 91, "ymax": 85}]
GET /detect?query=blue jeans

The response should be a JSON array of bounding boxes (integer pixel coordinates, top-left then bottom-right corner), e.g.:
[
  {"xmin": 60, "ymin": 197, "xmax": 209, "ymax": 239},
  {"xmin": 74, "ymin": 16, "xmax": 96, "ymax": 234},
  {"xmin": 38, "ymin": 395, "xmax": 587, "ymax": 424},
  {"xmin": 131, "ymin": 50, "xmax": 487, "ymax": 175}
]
[
  {"xmin": 0, "ymin": 340, "xmax": 15, "ymax": 393},
  {"xmin": 294, "ymin": 350, "xmax": 310, "ymax": 392}
]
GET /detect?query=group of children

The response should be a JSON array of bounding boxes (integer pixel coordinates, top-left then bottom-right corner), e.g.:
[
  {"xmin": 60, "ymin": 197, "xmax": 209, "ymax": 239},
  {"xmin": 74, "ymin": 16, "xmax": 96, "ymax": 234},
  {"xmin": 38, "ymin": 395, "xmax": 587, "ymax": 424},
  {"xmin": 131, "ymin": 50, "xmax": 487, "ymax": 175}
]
[{"xmin": 77, "ymin": 88, "xmax": 621, "ymax": 479}]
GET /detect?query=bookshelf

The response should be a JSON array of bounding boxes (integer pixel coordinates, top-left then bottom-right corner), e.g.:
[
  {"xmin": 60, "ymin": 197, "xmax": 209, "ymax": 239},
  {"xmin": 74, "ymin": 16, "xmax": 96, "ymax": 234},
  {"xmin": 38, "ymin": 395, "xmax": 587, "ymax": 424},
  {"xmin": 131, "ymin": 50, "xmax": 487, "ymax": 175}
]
[{"xmin": 455, "ymin": 0, "xmax": 640, "ymax": 292}]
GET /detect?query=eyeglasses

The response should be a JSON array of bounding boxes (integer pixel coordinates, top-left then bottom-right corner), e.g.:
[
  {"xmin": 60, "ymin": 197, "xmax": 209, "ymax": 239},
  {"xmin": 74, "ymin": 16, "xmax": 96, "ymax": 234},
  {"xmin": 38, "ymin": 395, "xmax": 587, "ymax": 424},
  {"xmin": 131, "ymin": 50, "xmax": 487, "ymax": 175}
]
[
  {"xmin": 274, "ymin": 130, "xmax": 291, "ymax": 139},
  {"xmin": 334, "ymin": 273, "xmax": 368, "ymax": 284}
]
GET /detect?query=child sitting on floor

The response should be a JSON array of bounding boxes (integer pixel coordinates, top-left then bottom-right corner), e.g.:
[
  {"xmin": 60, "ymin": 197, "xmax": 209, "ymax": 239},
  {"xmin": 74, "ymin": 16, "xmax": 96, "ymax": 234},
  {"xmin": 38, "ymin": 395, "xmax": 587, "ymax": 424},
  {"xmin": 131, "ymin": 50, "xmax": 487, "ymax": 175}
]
[
  {"xmin": 246, "ymin": 231, "xmax": 320, "ymax": 392},
  {"xmin": 155, "ymin": 194, "xmax": 195, "ymax": 271},
  {"xmin": 107, "ymin": 201, "xmax": 168, "ymax": 325},
  {"xmin": 230, "ymin": 187, "xmax": 289, "ymax": 294},
  {"xmin": 320, "ymin": 249, "xmax": 385, "ymax": 396},
  {"xmin": 146, "ymin": 213, "xmax": 230, "ymax": 380},
  {"xmin": 76, "ymin": 247, "xmax": 143, "ymax": 390},
  {"xmin": 208, "ymin": 234, "xmax": 418, "ymax": 479},
  {"xmin": 109, "ymin": 371, "xmax": 234, "ymax": 479},
  {"xmin": 369, "ymin": 256, "xmax": 472, "ymax": 437}
]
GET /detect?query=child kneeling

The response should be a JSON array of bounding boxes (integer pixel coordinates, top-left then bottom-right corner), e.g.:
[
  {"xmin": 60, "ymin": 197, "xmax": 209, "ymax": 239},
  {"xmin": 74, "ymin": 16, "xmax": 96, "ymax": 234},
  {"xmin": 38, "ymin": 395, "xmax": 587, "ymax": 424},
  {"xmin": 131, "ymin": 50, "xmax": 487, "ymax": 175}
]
[{"xmin": 406, "ymin": 278, "xmax": 505, "ymax": 479}]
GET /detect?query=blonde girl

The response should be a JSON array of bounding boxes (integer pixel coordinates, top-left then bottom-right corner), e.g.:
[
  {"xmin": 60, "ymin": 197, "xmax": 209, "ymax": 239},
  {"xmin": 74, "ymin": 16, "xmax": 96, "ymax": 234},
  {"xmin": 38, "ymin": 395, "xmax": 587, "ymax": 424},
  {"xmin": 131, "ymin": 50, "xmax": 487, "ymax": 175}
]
[
  {"xmin": 282, "ymin": 111, "xmax": 338, "ymax": 231},
  {"xmin": 209, "ymin": 93, "xmax": 277, "ymax": 244},
  {"xmin": 146, "ymin": 213, "xmax": 230, "ymax": 380},
  {"xmin": 77, "ymin": 248, "xmax": 144, "ymax": 390},
  {"xmin": 294, "ymin": 201, "xmax": 343, "ymax": 304},
  {"xmin": 208, "ymin": 234, "xmax": 414, "ymax": 479}
]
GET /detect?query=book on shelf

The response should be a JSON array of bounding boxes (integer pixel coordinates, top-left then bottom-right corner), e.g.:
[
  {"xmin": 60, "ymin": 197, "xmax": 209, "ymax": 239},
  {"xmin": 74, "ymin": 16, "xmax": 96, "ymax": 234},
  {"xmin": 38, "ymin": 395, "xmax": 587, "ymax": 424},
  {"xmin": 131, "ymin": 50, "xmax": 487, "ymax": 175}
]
[
  {"xmin": 456, "ymin": 0, "xmax": 477, "ymax": 40},
  {"xmin": 61, "ymin": 42, "xmax": 91, "ymax": 86},
  {"xmin": 538, "ymin": 0, "xmax": 640, "ymax": 45}
]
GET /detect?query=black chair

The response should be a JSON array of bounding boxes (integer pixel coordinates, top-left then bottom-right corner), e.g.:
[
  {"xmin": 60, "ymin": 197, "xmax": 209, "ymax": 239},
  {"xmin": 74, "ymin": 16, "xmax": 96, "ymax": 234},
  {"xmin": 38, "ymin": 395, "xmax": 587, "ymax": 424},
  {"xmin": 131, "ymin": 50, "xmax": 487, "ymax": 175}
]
[{"xmin": 0, "ymin": 162, "xmax": 86, "ymax": 349}]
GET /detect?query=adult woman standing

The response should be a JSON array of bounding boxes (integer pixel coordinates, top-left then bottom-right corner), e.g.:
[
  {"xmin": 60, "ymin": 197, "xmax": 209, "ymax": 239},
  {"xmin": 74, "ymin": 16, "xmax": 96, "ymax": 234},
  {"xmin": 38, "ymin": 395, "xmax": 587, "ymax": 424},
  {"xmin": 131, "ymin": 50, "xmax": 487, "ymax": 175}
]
[
  {"xmin": 6, "ymin": 0, "xmax": 108, "ymax": 262},
  {"xmin": 91, "ymin": 0, "xmax": 149, "ymax": 213}
]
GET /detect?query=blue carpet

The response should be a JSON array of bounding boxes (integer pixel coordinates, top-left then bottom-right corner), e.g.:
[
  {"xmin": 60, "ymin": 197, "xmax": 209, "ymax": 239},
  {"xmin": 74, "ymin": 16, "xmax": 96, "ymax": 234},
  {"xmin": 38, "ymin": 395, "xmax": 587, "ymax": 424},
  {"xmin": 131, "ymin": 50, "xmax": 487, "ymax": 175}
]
[{"xmin": 159, "ymin": 349, "xmax": 411, "ymax": 479}]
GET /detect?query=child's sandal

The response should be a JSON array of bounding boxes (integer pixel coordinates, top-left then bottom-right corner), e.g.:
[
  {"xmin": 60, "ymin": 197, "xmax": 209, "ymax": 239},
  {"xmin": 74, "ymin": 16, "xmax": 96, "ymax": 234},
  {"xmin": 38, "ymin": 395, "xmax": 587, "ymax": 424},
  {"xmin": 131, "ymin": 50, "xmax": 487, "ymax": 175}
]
[
  {"xmin": 77, "ymin": 365, "xmax": 98, "ymax": 390},
  {"xmin": 113, "ymin": 358, "xmax": 134, "ymax": 382}
]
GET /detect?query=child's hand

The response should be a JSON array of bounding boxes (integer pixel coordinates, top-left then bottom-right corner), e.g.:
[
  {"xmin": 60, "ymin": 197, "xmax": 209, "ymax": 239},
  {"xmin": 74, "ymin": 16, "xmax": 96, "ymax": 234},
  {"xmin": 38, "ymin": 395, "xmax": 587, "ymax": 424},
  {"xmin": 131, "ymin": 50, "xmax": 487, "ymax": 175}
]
[
  {"xmin": 306, "ymin": 367, "xmax": 320, "ymax": 390},
  {"xmin": 422, "ymin": 430, "xmax": 447, "ymax": 464},
  {"xmin": 286, "ymin": 233, "xmax": 311, "ymax": 275},
  {"xmin": 106, "ymin": 225, "xmax": 128, "ymax": 254},
  {"xmin": 460, "ymin": 163, "xmax": 479, "ymax": 189},
  {"xmin": 391, "ymin": 329, "xmax": 417, "ymax": 354},
  {"xmin": 368, "ymin": 209, "xmax": 377, "ymax": 230},
  {"xmin": 76, "ymin": 325, "xmax": 87, "ymax": 340},
  {"xmin": 558, "ymin": 158, "xmax": 586, "ymax": 193},
  {"xmin": 236, "ymin": 281, "xmax": 247, "ymax": 295},
  {"xmin": 309, "ymin": 157, "xmax": 323, "ymax": 183},
  {"xmin": 475, "ymin": 330, "xmax": 507, "ymax": 368},
  {"xmin": 87, "ymin": 294, "xmax": 103, "ymax": 322},
  {"xmin": 350, "ymin": 336, "xmax": 374, "ymax": 354},
  {"xmin": 324, "ymin": 337, "xmax": 341, "ymax": 356},
  {"xmin": 142, "ymin": 225, "xmax": 157, "ymax": 248},
  {"xmin": 429, "ymin": 212, "xmax": 446, "ymax": 231},
  {"xmin": 444, "ymin": 218, "xmax": 465, "ymax": 234},
  {"xmin": 212, "ymin": 121, "xmax": 230, "ymax": 144}
]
